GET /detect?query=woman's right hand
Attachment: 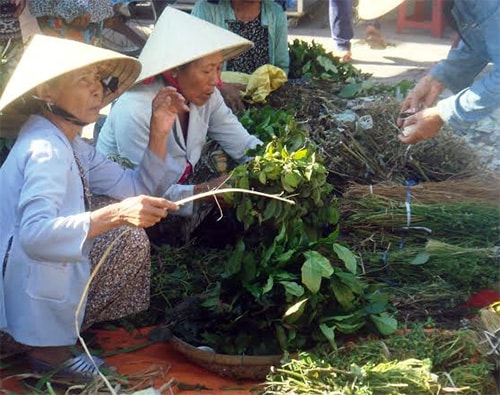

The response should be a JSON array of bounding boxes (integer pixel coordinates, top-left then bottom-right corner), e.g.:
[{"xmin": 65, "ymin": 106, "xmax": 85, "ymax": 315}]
[
  {"xmin": 150, "ymin": 87, "xmax": 189, "ymax": 138},
  {"xmin": 116, "ymin": 195, "xmax": 179, "ymax": 228},
  {"xmin": 148, "ymin": 87, "xmax": 190, "ymax": 160},
  {"xmin": 88, "ymin": 195, "xmax": 178, "ymax": 239}
]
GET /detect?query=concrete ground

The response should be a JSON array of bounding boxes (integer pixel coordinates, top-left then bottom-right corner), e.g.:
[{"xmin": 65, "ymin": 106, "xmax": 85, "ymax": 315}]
[{"xmin": 288, "ymin": 1, "xmax": 456, "ymax": 83}]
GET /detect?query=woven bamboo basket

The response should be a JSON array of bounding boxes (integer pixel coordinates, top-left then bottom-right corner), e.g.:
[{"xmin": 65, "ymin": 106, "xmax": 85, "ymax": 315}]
[{"xmin": 170, "ymin": 335, "xmax": 284, "ymax": 381}]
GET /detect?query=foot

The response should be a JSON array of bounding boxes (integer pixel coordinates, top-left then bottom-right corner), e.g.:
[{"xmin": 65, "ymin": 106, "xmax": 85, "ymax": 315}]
[
  {"xmin": 334, "ymin": 49, "xmax": 352, "ymax": 63},
  {"xmin": 28, "ymin": 346, "xmax": 74, "ymax": 366},
  {"xmin": 365, "ymin": 25, "xmax": 386, "ymax": 49},
  {"xmin": 28, "ymin": 346, "xmax": 112, "ymax": 383}
]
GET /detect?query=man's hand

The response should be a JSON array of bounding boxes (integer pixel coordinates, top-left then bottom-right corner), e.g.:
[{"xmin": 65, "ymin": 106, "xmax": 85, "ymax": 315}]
[
  {"xmin": 194, "ymin": 174, "xmax": 231, "ymax": 195},
  {"xmin": 398, "ymin": 75, "xmax": 445, "ymax": 127},
  {"xmin": 398, "ymin": 107, "xmax": 444, "ymax": 144}
]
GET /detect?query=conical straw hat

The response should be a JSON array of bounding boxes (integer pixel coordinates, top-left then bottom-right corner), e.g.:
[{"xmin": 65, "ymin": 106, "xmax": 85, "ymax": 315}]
[
  {"xmin": 137, "ymin": 6, "xmax": 254, "ymax": 83},
  {"xmin": 0, "ymin": 34, "xmax": 141, "ymax": 137},
  {"xmin": 358, "ymin": 0, "xmax": 404, "ymax": 20}
]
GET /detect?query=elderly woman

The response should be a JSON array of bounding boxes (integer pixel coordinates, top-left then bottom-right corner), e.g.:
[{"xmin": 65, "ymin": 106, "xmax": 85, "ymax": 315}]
[
  {"xmin": 96, "ymin": 7, "xmax": 262, "ymax": 246},
  {"xmin": 0, "ymin": 34, "xmax": 182, "ymax": 382},
  {"xmin": 191, "ymin": 0, "xmax": 289, "ymax": 111}
]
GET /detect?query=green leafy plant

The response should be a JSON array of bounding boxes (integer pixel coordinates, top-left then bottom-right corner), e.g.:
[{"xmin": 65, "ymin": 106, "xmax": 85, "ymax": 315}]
[
  {"xmin": 288, "ymin": 39, "xmax": 364, "ymax": 82},
  {"xmin": 339, "ymin": 78, "xmax": 415, "ymax": 99},
  {"xmin": 169, "ymin": 107, "xmax": 398, "ymax": 355}
]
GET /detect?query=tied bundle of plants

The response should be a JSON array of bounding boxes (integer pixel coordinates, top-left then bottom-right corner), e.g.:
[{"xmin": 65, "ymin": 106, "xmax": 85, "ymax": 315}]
[
  {"xmin": 344, "ymin": 174, "xmax": 500, "ymax": 205},
  {"xmin": 340, "ymin": 195, "xmax": 500, "ymax": 249},
  {"xmin": 165, "ymin": 107, "xmax": 398, "ymax": 356}
]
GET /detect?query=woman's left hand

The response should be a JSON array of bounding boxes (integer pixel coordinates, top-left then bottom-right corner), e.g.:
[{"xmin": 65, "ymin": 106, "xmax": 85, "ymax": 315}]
[{"xmin": 398, "ymin": 107, "xmax": 444, "ymax": 144}]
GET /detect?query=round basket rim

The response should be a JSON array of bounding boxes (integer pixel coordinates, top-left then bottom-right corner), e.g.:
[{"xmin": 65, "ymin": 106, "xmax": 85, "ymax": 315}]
[{"xmin": 170, "ymin": 334, "xmax": 285, "ymax": 366}]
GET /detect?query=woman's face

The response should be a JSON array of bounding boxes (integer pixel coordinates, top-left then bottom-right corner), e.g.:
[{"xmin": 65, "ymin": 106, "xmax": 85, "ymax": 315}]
[
  {"xmin": 44, "ymin": 65, "xmax": 105, "ymax": 124},
  {"xmin": 175, "ymin": 52, "xmax": 224, "ymax": 106}
]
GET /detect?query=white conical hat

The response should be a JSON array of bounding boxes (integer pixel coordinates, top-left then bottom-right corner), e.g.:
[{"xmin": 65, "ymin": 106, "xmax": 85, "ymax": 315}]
[
  {"xmin": 137, "ymin": 6, "xmax": 253, "ymax": 83},
  {"xmin": 0, "ymin": 34, "xmax": 141, "ymax": 136},
  {"xmin": 358, "ymin": 0, "xmax": 404, "ymax": 20}
]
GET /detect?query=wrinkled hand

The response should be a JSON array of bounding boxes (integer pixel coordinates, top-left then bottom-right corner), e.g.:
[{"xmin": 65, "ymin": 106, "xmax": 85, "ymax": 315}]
[
  {"xmin": 13, "ymin": 0, "xmax": 26, "ymax": 18},
  {"xmin": 398, "ymin": 107, "xmax": 444, "ymax": 144},
  {"xmin": 150, "ymin": 87, "xmax": 189, "ymax": 138},
  {"xmin": 194, "ymin": 174, "xmax": 231, "ymax": 196},
  {"xmin": 117, "ymin": 195, "xmax": 179, "ymax": 228},
  {"xmin": 70, "ymin": 13, "xmax": 91, "ymax": 28},
  {"xmin": 219, "ymin": 83, "xmax": 246, "ymax": 113},
  {"xmin": 398, "ymin": 75, "xmax": 445, "ymax": 126}
]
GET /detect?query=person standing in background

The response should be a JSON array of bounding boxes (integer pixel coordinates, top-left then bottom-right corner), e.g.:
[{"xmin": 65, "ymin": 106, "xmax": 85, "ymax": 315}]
[
  {"xmin": 328, "ymin": 0, "xmax": 354, "ymax": 62},
  {"xmin": 329, "ymin": 0, "xmax": 404, "ymax": 62},
  {"xmin": 191, "ymin": 0, "xmax": 289, "ymax": 112}
]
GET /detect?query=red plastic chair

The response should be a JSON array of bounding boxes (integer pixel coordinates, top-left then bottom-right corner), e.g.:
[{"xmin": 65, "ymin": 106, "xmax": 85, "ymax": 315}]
[{"xmin": 396, "ymin": 0, "xmax": 446, "ymax": 38}]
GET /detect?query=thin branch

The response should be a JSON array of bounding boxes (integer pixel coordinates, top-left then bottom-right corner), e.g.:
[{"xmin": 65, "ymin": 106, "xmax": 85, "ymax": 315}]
[{"xmin": 174, "ymin": 187, "xmax": 296, "ymax": 206}]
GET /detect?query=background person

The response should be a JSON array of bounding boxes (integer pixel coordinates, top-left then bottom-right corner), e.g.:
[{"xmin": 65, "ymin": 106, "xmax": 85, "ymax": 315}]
[
  {"xmin": 191, "ymin": 0, "xmax": 289, "ymax": 112},
  {"xmin": 0, "ymin": 34, "xmax": 182, "ymax": 381},
  {"xmin": 329, "ymin": 0, "xmax": 404, "ymax": 62},
  {"xmin": 96, "ymin": 7, "xmax": 262, "ymax": 246},
  {"xmin": 397, "ymin": 0, "xmax": 500, "ymax": 145}
]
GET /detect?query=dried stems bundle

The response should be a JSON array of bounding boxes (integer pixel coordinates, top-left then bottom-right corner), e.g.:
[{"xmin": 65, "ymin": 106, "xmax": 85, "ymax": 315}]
[{"xmin": 344, "ymin": 173, "xmax": 500, "ymax": 205}]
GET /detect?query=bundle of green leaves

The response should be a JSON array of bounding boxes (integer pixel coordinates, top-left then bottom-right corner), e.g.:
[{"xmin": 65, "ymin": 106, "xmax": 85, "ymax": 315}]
[{"xmin": 168, "ymin": 107, "xmax": 398, "ymax": 355}]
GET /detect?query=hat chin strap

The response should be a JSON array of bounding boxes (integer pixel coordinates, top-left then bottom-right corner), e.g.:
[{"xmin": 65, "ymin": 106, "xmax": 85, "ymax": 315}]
[{"xmin": 45, "ymin": 103, "xmax": 89, "ymax": 127}]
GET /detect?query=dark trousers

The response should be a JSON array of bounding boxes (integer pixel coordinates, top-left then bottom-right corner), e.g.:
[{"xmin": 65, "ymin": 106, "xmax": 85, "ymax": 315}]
[{"xmin": 329, "ymin": 0, "xmax": 354, "ymax": 51}]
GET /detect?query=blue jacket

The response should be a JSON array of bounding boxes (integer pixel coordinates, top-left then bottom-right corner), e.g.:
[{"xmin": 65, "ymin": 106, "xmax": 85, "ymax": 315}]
[
  {"xmin": 191, "ymin": 0, "xmax": 290, "ymax": 75},
  {"xmin": 431, "ymin": 0, "xmax": 500, "ymax": 129}
]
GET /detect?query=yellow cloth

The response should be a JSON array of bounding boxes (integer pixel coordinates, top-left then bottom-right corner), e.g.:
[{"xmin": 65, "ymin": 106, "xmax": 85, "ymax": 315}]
[{"xmin": 221, "ymin": 64, "xmax": 287, "ymax": 104}]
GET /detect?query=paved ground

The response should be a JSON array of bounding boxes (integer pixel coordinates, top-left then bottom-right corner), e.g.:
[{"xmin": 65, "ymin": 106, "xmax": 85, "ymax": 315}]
[{"xmin": 288, "ymin": 2, "xmax": 455, "ymax": 83}]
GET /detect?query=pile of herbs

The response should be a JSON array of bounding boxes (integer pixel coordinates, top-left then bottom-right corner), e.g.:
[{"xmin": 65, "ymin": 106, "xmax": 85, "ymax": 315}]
[
  {"xmin": 267, "ymin": 86, "xmax": 484, "ymax": 194},
  {"xmin": 288, "ymin": 39, "xmax": 364, "ymax": 84},
  {"xmin": 108, "ymin": 39, "xmax": 500, "ymax": 390},
  {"xmin": 162, "ymin": 106, "xmax": 398, "ymax": 355},
  {"xmin": 338, "ymin": 194, "xmax": 499, "ymax": 326},
  {"xmin": 263, "ymin": 325, "xmax": 497, "ymax": 394}
]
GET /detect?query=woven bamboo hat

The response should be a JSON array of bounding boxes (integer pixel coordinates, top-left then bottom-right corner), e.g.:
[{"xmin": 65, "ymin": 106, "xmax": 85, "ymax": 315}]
[
  {"xmin": 357, "ymin": 0, "xmax": 404, "ymax": 20},
  {"xmin": 137, "ymin": 7, "xmax": 253, "ymax": 83},
  {"xmin": 0, "ymin": 34, "xmax": 141, "ymax": 137}
]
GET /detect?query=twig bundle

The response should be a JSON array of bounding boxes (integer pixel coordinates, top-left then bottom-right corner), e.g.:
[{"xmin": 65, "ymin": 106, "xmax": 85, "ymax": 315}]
[
  {"xmin": 340, "ymin": 196, "xmax": 499, "ymax": 247},
  {"xmin": 344, "ymin": 173, "xmax": 500, "ymax": 205},
  {"xmin": 474, "ymin": 303, "xmax": 500, "ymax": 366}
]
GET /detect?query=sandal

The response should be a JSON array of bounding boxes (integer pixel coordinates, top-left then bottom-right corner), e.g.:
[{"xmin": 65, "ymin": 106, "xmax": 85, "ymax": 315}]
[{"xmin": 29, "ymin": 353, "xmax": 112, "ymax": 383}]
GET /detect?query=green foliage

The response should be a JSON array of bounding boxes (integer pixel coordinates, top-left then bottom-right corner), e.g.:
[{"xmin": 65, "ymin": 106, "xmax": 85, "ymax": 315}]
[
  {"xmin": 263, "ymin": 327, "xmax": 497, "ymax": 395},
  {"xmin": 288, "ymin": 39, "xmax": 363, "ymax": 82},
  {"xmin": 170, "ymin": 107, "xmax": 398, "ymax": 355},
  {"xmin": 339, "ymin": 79, "xmax": 415, "ymax": 99}
]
